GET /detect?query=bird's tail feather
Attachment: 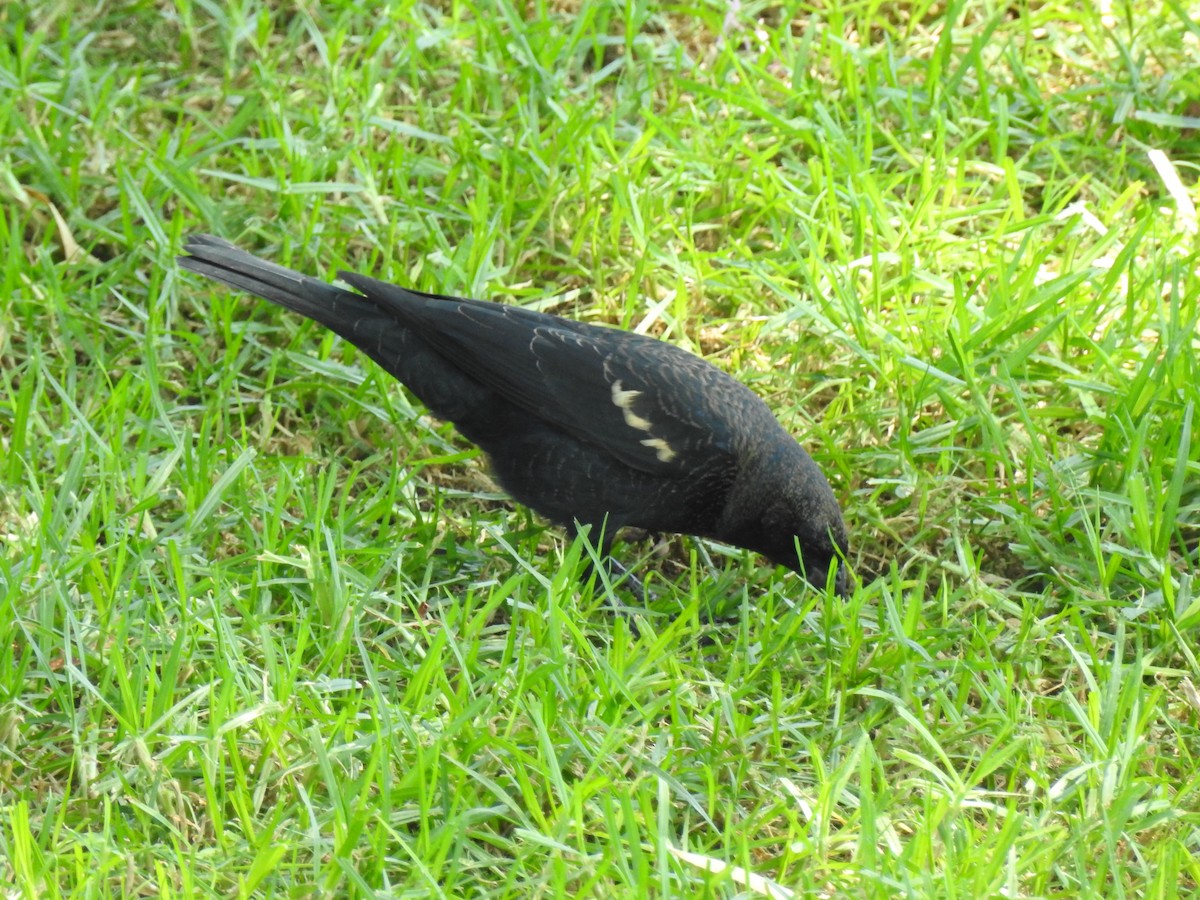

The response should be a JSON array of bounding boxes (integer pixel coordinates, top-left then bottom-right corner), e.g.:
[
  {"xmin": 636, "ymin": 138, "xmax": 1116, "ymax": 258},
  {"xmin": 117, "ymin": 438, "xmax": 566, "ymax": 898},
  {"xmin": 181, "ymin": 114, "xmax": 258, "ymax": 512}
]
[
  {"xmin": 177, "ymin": 234, "xmax": 376, "ymax": 332},
  {"xmin": 178, "ymin": 235, "xmax": 483, "ymax": 420}
]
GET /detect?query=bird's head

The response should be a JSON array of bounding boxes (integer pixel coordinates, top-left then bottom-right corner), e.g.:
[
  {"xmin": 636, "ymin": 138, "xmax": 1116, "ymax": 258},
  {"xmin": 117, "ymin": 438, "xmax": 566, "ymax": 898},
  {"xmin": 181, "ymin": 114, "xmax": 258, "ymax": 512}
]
[
  {"xmin": 758, "ymin": 487, "xmax": 850, "ymax": 596},
  {"xmin": 726, "ymin": 439, "xmax": 850, "ymax": 595}
]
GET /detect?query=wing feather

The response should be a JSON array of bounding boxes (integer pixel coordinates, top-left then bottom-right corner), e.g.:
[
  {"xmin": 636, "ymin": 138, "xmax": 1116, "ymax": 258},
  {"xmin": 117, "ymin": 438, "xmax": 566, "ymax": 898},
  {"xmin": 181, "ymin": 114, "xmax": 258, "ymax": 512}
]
[{"xmin": 337, "ymin": 271, "xmax": 754, "ymax": 474}]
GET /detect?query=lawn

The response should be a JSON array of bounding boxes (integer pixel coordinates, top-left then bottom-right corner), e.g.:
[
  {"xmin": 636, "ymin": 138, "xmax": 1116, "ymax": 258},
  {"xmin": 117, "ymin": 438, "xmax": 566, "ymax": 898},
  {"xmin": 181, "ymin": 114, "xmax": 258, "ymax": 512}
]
[{"xmin": 2, "ymin": 0, "xmax": 1199, "ymax": 896}]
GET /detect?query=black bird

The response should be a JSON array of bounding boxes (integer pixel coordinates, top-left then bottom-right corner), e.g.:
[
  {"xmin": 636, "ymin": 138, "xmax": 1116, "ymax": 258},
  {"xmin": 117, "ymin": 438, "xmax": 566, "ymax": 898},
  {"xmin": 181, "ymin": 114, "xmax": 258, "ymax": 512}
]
[{"xmin": 178, "ymin": 235, "xmax": 850, "ymax": 595}]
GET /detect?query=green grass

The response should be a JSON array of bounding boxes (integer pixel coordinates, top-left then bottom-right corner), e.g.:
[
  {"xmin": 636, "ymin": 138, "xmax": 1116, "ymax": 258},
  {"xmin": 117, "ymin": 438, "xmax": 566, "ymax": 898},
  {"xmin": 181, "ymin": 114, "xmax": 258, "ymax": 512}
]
[{"xmin": 2, "ymin": 0, "xmax": 1199, "ymax": 896}]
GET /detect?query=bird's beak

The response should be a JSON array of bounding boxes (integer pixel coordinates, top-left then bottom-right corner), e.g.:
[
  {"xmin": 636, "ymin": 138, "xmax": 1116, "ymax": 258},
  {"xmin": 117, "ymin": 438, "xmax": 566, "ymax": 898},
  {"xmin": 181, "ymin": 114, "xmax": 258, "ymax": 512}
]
[{"xmin": 834, "ymin": 566, "xmax": 850, "ymax": 597}]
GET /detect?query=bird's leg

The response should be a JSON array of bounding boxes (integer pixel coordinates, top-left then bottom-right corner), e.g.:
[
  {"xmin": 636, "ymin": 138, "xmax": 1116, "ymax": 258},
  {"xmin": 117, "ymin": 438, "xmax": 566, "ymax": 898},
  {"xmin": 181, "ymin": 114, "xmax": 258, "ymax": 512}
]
[
  {"xmin": 569, "ymin": 521, "xmax": 648, "ymax": 607},
  {"xmin": 599, "ymin": 556, "xmax": 648, "ymax": 606}
]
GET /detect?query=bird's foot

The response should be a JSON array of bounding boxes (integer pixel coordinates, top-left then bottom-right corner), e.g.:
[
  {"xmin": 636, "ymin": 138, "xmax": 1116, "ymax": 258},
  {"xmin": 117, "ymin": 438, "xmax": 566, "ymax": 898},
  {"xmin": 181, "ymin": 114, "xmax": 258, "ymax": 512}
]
[
  {"xmin": 577, "ymin": 556, "xmax": 649, "ymax": 625},
  {"xmin": 600, "ymin": 557, "xmax": 647, "ymax": 607}
]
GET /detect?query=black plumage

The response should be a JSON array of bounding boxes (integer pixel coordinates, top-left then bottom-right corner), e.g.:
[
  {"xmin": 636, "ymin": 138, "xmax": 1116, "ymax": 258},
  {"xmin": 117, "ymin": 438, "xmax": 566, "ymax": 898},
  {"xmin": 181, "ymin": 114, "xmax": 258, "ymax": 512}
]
[{"xmin": 178, "ymin": 235, "xmax": 850, "ymax": 595}]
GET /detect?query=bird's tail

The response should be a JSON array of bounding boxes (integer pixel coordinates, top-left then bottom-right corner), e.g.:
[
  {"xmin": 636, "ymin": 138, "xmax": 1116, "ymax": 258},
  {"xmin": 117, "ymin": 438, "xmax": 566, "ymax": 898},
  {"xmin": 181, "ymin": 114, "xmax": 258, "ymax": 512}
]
[
  {"xmin": 177, "ymin": 234, "xmax": 490, "ymax": 425},
  {"xmin": 177, "ymin": 234, "xmax": 378, "ymax": 335}
]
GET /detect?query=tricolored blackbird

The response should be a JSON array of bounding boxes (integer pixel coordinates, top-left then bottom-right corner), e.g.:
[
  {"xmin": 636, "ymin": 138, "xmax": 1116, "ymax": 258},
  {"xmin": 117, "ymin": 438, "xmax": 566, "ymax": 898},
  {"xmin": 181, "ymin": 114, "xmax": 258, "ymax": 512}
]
[{"xmin": 178, "ymin": 235, "xmax": 850, "ymax": 595}]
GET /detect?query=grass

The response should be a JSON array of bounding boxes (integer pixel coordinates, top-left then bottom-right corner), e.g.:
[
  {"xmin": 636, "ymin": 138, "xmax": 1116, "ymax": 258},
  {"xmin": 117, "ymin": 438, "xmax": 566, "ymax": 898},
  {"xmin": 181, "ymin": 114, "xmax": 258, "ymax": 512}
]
[{"xmin": 2, "ymin": 0, "xmax": 1199, "ymax": 895}]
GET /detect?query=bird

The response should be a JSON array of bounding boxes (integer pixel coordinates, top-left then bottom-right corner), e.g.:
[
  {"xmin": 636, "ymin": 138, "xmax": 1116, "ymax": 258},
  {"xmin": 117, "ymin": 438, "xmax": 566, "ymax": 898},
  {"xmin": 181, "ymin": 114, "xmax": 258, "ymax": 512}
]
[{"xmin": 177, "ymin": 234, "xmax": 850, "ymax": 596}]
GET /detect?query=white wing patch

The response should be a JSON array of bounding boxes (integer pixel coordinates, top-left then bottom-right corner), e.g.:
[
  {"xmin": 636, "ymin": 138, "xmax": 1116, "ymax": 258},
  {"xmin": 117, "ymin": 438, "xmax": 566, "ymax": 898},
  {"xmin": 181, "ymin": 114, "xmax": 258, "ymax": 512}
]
[
  {"xmin": 611, "ymin": 380, "xmax": 676, "ymax": 462},
  {"xmin": 610, "ymin": 380, "xmax": 652, "ymax": 431},
  {"xmin": 640, "ymin": 437, "xmax": 677, "ymax": 462}
]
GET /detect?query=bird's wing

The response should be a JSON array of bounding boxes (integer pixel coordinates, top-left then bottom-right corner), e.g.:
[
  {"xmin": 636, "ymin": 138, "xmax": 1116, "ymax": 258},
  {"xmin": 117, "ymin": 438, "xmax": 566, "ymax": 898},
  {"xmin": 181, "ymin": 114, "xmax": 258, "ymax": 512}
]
[
  {"xmin": 527, "ymin": 323, "xmax": 743, "ymax": 474},
  {"xmin": 338, "ymin": 273, "xmax": 750, "ymax": 475}
]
